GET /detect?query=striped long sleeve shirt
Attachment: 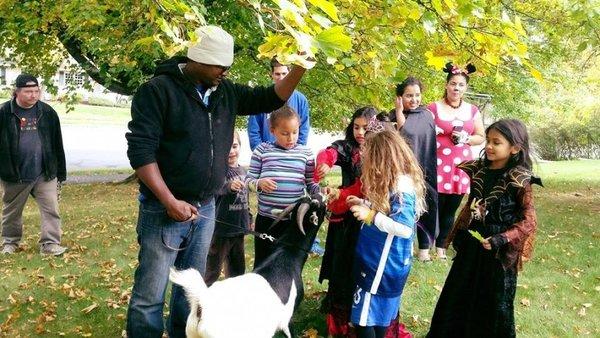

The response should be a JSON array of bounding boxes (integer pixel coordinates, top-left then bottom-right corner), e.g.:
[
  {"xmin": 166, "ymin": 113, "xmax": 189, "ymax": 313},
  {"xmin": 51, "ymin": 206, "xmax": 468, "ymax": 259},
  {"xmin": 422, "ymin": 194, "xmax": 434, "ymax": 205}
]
[{"xmin": 246, "ymin": 142, "xmax": 320, "ymax": 218}]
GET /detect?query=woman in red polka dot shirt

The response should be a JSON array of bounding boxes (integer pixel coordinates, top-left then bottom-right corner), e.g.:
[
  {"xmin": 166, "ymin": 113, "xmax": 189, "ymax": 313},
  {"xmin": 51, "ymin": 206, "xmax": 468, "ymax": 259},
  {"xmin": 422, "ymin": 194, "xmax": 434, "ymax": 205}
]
[{"xmin": 427, "ymin": 62, "xmax": 485, "ymax": 259}]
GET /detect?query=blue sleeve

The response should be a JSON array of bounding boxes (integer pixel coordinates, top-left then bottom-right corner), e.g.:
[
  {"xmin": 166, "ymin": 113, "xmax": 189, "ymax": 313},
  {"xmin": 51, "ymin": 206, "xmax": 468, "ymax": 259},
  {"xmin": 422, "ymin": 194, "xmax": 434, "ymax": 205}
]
[
  {"xmin": 372, "ymin": 192, "xmax": 416, "ymax": 238},
  {"xmin": 298, "ymin": 96, "xmax": 310, "ymax": 145},
  {"xmin": 390, "ymin": 193, "xmax": 416, "ymax": 227},
  {"xmin": 247, "ymin": 115, "xmax": 262, "ymax": 151}
]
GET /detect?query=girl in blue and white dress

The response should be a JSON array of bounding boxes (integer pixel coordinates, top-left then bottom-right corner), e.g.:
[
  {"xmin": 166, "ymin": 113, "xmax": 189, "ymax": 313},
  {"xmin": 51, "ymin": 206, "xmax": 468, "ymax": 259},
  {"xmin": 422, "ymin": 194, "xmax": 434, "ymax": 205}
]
[{"xmin": 343, "ymin": 128, "xmax": 426, "ymax": 338}]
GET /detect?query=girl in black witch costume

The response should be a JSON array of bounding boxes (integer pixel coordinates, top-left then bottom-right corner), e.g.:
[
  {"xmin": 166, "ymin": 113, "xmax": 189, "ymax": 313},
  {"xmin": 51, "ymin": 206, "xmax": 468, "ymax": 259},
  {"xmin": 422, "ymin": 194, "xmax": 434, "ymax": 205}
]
[{"xmin": 427, "ymin": 119, "xmax": 541, "ymax": 338}]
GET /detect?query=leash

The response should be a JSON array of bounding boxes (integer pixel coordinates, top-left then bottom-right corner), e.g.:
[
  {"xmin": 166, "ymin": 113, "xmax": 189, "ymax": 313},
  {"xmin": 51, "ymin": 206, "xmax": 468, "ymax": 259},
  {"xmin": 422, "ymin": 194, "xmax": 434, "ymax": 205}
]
[
  {"xmin": 196, "ymin": 214, "xmax": 276, "ymax": 242},
  {"xmin": 161, "ymin": 214, "xmax": 275, "ymax": 252},
  {"xmin": 196, "ymin": 213, "xmax": 315, "ymax": 254}
]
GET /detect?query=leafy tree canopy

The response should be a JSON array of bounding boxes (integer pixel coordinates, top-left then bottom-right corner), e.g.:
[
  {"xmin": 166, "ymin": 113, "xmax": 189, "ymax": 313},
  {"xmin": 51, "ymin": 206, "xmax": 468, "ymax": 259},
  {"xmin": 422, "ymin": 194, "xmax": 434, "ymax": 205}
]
[{"xmin": 0, "ymin": 0, "xmax": 598, "ymax": 130}]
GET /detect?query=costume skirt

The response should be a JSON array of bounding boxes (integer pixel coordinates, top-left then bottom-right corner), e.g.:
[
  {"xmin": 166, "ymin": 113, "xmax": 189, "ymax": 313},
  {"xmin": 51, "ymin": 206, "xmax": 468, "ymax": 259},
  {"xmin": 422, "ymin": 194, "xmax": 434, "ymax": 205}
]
[{"xmin": 427, "ymin": 230, "xmax": 518, "ymax": 338}]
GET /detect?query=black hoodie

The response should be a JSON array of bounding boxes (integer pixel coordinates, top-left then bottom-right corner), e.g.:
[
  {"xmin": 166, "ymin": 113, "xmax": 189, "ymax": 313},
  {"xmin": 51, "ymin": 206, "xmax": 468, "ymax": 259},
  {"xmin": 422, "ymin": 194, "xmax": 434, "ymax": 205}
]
[
  {"xmin": 0, "ymin": 99, "xmax": 66, "ymax": 183},
  {"xmin": 126, "ymin": 56, "xmax": 285, "ymax": 202}
]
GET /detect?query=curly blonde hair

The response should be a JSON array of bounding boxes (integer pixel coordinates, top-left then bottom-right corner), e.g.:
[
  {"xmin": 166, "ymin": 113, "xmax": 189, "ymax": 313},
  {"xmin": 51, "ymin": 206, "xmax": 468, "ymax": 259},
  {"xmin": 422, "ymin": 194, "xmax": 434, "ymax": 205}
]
[{"xmin": 361, "ymin": 130, "xmax": 426, "ymax": 216}]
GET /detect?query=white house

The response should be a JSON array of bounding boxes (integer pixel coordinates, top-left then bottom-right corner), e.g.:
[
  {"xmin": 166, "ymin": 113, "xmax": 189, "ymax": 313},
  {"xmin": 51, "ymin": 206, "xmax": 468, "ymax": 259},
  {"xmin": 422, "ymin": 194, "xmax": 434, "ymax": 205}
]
[{"xmin": 0, "ymin": 58, "xmax": 130, "ymax": 105}]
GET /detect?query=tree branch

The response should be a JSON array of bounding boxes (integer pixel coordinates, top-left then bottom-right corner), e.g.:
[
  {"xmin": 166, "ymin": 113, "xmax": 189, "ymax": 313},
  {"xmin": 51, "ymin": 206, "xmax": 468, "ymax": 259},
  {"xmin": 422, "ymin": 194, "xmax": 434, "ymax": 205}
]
[{"xmin": 56, "ymin": 27, "xmax": 136, "ymax": 95}]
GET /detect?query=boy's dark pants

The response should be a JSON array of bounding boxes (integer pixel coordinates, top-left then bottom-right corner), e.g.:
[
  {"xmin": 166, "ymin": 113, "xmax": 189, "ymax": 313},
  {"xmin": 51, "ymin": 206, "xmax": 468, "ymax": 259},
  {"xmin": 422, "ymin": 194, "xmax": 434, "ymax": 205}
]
[{"xmin": 204, "ymin": 234, "xmax": 245, "ymax": 286}]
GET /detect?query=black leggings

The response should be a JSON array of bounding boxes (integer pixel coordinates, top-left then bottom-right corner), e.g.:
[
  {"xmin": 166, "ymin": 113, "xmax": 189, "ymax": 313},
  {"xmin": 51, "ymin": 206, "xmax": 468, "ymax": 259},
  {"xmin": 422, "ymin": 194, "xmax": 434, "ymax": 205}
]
[
  {"xmin": 436, "ymin": 193, "xmax": 464, "ymax": 248},
  {"xmin": 355, "ymin": 325, "xmax": 387, "ymax": 338}
]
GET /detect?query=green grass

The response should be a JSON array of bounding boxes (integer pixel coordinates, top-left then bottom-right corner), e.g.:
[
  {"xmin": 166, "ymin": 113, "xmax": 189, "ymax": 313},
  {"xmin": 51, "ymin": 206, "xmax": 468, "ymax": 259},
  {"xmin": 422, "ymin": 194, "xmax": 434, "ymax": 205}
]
[
  {"xmin": 68, "ymin": 168, "xmax": 134, "ymax": 177},
  {"xmin": 53, "ymin": 102, "xmax": 130, "ymax": 126},
  {"xmin": 0, "ymin": 160, "xmax": 599, "ymax": 337},
  {"xmin": 0, "ymin": 95, "xmax": 131, "ymax": 126}
]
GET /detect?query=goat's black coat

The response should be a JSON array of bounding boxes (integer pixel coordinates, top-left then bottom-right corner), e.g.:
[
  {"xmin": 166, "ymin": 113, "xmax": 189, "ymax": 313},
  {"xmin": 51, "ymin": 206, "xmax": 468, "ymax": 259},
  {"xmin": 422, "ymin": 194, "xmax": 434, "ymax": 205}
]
[{"xmin": 253, "ymin": 196, "xmax": 327, "ymax": 309}]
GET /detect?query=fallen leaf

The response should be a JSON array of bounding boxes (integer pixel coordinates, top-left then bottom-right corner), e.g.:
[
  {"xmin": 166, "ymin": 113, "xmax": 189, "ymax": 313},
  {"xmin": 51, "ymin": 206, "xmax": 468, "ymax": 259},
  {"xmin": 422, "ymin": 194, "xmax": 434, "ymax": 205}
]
[
  {"xmin": 301, "ymin": 327, "xmax": 319, "ymax": 338},
  {"xmin": 81, "ymin": 303, "xmax": 98, "ymax": 314},
  {"xmin": 520, "ymin": 298, "xmax": 531, "ymax": 307}
]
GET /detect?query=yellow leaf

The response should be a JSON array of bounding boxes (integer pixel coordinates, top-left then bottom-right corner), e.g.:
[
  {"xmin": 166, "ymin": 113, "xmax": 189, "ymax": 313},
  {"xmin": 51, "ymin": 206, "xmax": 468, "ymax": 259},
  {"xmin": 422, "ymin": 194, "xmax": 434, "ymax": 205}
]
[
  {"xmin": 424, "ymin": 51, "xmax": 447, "ymax": 69},
  {"xmin": 503, "ymin": 27, "xmax": 518, "ymax": 42},
  {"xmin": 302, "ymin": 327, "xmax": 319, "ymax": 338},
  {"xmin": 133, "ymin": 36, "xmax": 155, "ymax": 47},
  {"xmin": 408, "ymin": 7, "xmax": 422, "ymax": 20},
  {"xmin": 472, "ymin": 31, "xmax": 487, "ymax": 44},
  {"xmin": 334, "ymin": 63, "xmax": 345, "ymax": 71},
  {"xmin": 529, "ymin": 67, "xmax": 543, "ymax": 81},
  {"xmin": 432, "ymin": 0, "xmax": 443, "ymax": 13},
  {"xmin": 514, "ymin": 16, "xmax": 526, "ymax": 36},
  {"xmin": 443, "ymin": 0, "xmax": 456, "ymax": 10},
  {"xmin": 307, "ymin": 0, "xmax": 339, "ymax": 22}
]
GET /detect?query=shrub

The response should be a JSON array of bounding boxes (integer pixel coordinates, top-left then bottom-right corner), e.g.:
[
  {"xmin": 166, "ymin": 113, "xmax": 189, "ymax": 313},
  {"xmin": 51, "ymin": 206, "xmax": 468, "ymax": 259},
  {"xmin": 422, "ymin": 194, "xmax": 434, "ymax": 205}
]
[
  {"xmin": 531, "ymin": 110, "xmax": 600, "ymax": 160},
  {"xmin": 87, "ymin": 96, "xmax": 130, "ymax": 108}
]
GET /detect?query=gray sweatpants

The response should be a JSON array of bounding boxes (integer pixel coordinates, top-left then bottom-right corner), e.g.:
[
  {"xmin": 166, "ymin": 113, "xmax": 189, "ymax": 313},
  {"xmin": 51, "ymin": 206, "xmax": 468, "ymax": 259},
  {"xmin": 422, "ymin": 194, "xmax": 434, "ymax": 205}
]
[{"xmin": 1, "ymin": 177, "xmax": 62, "ymax": 246}]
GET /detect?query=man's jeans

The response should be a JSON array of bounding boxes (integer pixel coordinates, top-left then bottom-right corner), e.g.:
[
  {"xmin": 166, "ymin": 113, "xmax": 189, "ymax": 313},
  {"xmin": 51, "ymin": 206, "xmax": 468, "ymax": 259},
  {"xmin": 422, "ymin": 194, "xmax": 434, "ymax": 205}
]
[
  {"xmin": 1, "ymin": 177, "xmax": 62, "ymax": 245},
  {"xmin": 126, "ymin": 198, "xmax": 215, "ymax": 338}
]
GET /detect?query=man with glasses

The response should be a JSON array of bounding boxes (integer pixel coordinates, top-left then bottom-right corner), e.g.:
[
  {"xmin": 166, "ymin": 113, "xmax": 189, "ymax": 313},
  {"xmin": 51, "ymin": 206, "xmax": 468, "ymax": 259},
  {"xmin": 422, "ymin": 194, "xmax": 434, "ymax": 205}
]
[{"xmin": 125, "ymin": 25, "xmax": 311, "ymax": 337}]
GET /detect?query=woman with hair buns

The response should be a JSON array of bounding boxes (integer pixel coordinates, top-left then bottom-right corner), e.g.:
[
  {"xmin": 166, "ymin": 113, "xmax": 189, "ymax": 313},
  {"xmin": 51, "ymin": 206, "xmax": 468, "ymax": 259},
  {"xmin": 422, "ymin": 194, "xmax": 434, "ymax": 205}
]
[{"xmin": 428, "ymin": 63, "xmax": 484, "ymax": 260}]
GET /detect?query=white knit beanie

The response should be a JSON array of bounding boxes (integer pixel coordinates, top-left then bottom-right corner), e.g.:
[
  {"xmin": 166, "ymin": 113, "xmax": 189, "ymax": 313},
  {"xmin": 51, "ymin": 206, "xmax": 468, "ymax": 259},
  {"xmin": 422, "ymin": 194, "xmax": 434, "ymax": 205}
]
[{"xmin": 187, "ymin": 25, "xmax": 234, "ymax": 67}]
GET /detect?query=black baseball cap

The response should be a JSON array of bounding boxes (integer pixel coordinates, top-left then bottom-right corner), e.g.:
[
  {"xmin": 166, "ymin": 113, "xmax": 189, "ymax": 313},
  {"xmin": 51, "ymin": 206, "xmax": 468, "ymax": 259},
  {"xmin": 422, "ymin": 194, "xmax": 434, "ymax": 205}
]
[{"xmin": 15, "ymin": 74, "xmax": 39, "ymax": 88}]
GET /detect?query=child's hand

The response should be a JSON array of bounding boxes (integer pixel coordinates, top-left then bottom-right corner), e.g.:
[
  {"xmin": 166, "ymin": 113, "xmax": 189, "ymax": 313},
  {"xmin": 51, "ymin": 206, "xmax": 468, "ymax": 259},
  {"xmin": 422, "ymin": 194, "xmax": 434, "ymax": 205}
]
[
  {"xmin": 258, "ymin": 178, "xmax": 277, "ymax": 193},
  {"xmin": 230, "ymin": 179, "xmax": 244, "ymax": 192},
  {"xmin": 394, "ymin": 97, "xmax": 406, "ymax": 129},
  {"xmin": 346, "ymin": 195, "xmax": 364, "ymax": 207},
  {"xmin": 316, "ymin": 163, "xmax": 332, "ymax": 181},
  {"xmin": 350, "ymin": 205, "xmax": 375, "ymax": 224},
  {"xmin": 482, "ymin": 237, "xmax": 492, "ymax": 250},
  {"xmin": 323, "ymin": 187, "xmax": 340, "ymax": 201}
]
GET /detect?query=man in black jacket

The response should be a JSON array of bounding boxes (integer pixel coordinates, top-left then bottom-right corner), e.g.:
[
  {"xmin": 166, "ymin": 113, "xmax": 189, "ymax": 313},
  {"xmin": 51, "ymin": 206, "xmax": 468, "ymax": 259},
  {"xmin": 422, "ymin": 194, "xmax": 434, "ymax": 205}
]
[
  {"xmin": 125, "ymin": 25, "xmax": 311, "ymax": 337},
  {"xmin": 0, "ymin": 74, "xmax": 67, "ymax": 256}
]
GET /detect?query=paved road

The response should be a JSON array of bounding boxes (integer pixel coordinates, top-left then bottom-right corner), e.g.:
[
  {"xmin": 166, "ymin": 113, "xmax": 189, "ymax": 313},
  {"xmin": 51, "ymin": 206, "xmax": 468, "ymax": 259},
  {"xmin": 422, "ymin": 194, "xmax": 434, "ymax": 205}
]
[
  {"xmin": 63, "ymin": 124, "xmax": 342, "ymax": 171},
  {"xmin": 63, "ymin": 124, "xmax": 130, "ymax": 171}
]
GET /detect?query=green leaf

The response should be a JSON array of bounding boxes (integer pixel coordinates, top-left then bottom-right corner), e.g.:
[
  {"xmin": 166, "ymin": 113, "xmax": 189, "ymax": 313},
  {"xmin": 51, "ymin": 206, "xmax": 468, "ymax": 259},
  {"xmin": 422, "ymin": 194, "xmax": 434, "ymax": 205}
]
[
  {"xmin": 314, "ymin": 26, "xmax": 351, "ymax": 56},
  {"xmin": 468, "ymin": 230, "xmax": 485, "ymax": 242}
]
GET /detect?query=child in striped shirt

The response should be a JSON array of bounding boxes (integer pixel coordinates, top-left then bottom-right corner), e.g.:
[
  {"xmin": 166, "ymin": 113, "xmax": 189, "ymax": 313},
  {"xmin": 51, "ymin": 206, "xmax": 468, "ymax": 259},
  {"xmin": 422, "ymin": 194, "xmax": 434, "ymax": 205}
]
[{"xmin": 246, "ymin": 106, "xmax": 320, "ymax": 268}]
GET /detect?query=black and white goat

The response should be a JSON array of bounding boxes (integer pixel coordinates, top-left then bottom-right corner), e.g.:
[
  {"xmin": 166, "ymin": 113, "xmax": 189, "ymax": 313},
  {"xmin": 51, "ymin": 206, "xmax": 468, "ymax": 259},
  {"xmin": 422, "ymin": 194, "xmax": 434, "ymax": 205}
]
[{"xmin": 169, "ymin": 195, "xmax": 326, "ymax": 338}]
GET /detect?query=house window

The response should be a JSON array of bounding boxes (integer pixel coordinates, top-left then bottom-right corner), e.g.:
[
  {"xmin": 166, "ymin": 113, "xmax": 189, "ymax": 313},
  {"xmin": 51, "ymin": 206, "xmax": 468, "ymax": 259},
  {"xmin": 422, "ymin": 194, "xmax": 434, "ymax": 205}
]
[{"xmin": 65, "ymin": 72, "xmax": 85, "ymax": 86}]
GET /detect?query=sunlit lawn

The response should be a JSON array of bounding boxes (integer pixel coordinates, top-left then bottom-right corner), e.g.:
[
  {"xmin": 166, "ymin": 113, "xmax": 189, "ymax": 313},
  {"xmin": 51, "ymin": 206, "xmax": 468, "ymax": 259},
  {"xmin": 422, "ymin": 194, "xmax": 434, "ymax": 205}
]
[{"xmin": 0, "ymin": 160, "xmax": 598, "ymax": 337}]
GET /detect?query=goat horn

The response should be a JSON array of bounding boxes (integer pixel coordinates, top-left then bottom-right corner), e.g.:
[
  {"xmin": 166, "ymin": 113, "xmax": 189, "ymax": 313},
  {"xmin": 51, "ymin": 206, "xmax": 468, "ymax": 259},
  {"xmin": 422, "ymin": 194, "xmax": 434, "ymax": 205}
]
[
  {"xmin": 269, "ymin": 202, "xmax": 297, "ymax": 231},
  {"xmin": 296, "ymin": 202, "xmax": 310, "ymax": 235}
]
